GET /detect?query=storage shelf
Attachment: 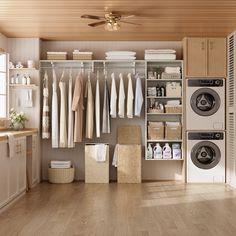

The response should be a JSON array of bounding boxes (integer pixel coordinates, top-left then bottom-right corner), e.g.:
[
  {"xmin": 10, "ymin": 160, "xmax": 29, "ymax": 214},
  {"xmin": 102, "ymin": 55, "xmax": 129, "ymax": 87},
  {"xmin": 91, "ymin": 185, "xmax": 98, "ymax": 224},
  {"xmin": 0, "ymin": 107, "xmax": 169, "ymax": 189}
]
[
  {"xmin": 147, "ymin": 96, "xmax": 182, "ymax": 99},
  {"xmin": 10, "ymin": 68, "xmax": 38, "ymax": 71},
  {"xmin": 9, "ymin": 84, "xmax": 38, "ymax": 89},
  {"xmin": 147, "ymin": 139, "xmax": 182, "ymax": 142},
  {"xmin": 145, "ymin": 159, "xmax": 184, "ymax": 161},
  {"xmin": 147, "ymin": 79, "xmax": 182, "ymax": 82},
  {"xmin": 147, "ymin": 113, "xmax": 182, "ymax": 115}
]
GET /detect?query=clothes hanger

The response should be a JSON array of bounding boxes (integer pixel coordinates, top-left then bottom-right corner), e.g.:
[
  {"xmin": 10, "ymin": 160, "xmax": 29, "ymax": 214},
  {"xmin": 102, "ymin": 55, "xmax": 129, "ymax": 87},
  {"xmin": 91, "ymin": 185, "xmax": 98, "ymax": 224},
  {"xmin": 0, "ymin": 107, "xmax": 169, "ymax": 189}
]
[{"xmin": 60, "ymin": 69, "xmax": 65, "ymax": 82}]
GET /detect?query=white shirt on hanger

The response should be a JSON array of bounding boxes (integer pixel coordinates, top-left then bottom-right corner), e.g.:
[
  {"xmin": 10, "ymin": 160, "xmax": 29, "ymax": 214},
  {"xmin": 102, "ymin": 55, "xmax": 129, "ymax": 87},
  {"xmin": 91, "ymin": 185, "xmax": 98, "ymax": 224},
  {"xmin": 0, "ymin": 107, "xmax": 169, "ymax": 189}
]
[
  {"xmin": 95, "ymin": 77, "xmax": 101, "ymax": 138},
  {"xmin": 118, "ymin": 73, "xmax": 125, "ymax": 118},
  {"xmin": 110, "ymin": 72, "xmax": 117, "ymax": 118},
  {"xmin": 134, "ymin": 74, "xmax": 143, "ymax": 117},
  {"xmin": 127, "ymin": 73, "xmax": 134, "ymax": 118}
]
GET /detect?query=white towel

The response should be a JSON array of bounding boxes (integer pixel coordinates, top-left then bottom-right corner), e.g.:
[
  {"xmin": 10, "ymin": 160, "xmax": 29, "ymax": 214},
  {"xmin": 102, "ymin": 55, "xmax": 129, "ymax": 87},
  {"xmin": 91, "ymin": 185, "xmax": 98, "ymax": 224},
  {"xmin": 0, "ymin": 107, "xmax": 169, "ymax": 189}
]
[
  {"xmin": 22, "ymin": 89, "xmax": 33, "ymax": 108},
  {"xmin": 51, "ymin": 160, "xmax": 71, "ymax": 168},
  {"xmin": 144, "ymin": 54, "xmax": 176, "ymax": 60},
  {"xmin": 106, "ymin": 56, "xmax": 136, "ymax": 60},
  {"xmin": 145, "ymin": 49, "xmax": 176, "ymax": 54},
  {"xmin": 7, "ymin": 134, "xmax": 15, "ymax": 159},
  {"xmin": 110, "ymin": 73, "xmax": 117, "ymax": 118},
  {"xmin": 112, "ymin": 144, "xmax": 119, "ymax": 167},
  {"xmin": 95, "ymin": 79, "xmax": 101, "ymax": 138},
  {"xmin": 165, "ymin": 67, "xmax": 181, "ymax": 74},
  {"xmin": 106, "ymin": 51, "xmax": 136, "ymax": 56},
  {"xmin": 166, "ymin": 100, "xmax": 180, "ymax": 105},
  {"xmin": 95, "ymin": 144, "xmax": 107, "ymax": 162},
  {"xmin": 127, "ymin": 73, "xmax": 134, "ymax": 118}
]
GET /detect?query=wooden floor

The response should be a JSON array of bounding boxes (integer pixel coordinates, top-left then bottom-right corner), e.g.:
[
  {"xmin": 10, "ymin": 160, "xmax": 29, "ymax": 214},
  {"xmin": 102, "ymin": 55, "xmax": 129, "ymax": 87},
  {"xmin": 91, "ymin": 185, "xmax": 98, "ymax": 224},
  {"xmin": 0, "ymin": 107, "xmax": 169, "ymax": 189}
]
[{"xmin": 1, "ymin": 182, "xmax": 236, "ymax": 236}]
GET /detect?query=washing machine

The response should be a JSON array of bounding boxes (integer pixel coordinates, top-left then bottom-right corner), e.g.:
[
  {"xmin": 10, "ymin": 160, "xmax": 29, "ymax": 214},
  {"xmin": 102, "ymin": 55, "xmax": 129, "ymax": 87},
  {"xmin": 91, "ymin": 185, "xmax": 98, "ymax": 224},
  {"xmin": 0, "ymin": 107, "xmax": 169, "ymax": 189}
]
[
  {"xmin": 187, "ymin": 131, "xmax": 225, "ymax": 183},
  {"xmin": 186, "ymin": 79, "xmax": 225, "ymax": 130}
]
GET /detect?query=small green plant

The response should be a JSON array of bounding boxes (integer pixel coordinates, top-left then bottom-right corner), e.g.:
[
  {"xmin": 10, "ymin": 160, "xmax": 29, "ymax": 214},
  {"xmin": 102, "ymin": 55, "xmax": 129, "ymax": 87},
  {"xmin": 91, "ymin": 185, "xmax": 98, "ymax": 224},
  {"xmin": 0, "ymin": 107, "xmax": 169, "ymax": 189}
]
[{"xmin": 9, "ymin": 108, "xmax": 27, "ymax": 130}]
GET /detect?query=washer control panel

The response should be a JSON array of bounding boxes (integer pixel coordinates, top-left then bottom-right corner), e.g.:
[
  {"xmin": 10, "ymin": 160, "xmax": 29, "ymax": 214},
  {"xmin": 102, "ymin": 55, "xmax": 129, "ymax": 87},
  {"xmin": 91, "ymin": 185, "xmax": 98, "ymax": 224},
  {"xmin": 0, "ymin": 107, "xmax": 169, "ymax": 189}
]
[
  {"xmin": 188, "ymin": 132, "xmax": 224, "ymax": 140},
  {"xmin": 188, "ymin": 79, "xmax": 224, "ymax": 87}
]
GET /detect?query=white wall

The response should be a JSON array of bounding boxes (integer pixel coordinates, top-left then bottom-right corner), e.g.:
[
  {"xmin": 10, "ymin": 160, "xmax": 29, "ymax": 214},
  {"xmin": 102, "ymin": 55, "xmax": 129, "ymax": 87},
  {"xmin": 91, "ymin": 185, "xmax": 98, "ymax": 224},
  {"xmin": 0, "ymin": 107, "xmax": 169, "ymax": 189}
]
[{"xmin": 40, "ymin": 40, "xmax": 183, "ymax": 181}]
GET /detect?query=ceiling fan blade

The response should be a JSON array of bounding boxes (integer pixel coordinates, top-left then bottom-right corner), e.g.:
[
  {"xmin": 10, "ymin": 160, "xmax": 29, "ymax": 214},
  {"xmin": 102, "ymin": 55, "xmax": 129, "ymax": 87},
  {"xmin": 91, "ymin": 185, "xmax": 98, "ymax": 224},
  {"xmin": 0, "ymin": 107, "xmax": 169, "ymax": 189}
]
[
  {"xmin": 120, "ymin": 20, "xmax": 141, "ymax": 26},
  {"xmin": 122, "ymin": 15, "xmax": 135, "ymax": 19},
  {"xmin": 81, "ymin": 15, "xmax": 104, "ymax": 20},
  {"xmin": 88, "ymin": 21, "xmax": 106, "ymax": 27}
]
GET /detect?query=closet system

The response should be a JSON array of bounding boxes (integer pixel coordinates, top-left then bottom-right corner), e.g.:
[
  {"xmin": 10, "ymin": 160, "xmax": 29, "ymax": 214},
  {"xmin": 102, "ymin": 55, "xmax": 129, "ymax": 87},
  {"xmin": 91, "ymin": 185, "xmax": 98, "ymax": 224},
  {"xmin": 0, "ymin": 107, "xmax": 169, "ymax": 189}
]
[{"xmin": 41, "ymin": 63, "xmax": 144, "ymax": 148}]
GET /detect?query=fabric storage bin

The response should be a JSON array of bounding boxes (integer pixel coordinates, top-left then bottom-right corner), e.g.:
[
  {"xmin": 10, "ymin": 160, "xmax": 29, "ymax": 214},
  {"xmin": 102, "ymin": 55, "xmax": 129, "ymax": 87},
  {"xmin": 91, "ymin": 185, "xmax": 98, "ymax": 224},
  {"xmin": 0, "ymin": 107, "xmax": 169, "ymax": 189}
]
[
  {"xmin": 148, "ymin": 122, "xmax": 164, "ymax": 140},
  {"xmin": 166, "ymin": 82, "xmax": 182, "ymax": 97},
  {"xmin": 73, "ymin": 51, "xmax": 93, "ymax": 60},
  {"xmin": 161, "ymin": 72, "xmax": 181, "ymax": 80},
  {"xmin": 148, "ymin": 108, "xmax": 164, "ymax": 113},
  {"xmin": 48, "ymin": 167, "xmax": 74, "ymax": 184},
  {"xmin": 85, "ymin": 144, "xmax": 109, "ymax": 183},
  {"xmin": 117, "ymin": 145, "xmax": 141, "ymax": 183},
  {"xmin": 165, "ymin": 105, "xmax": 182, "ymax": 113},
  {"xmin": 165, "ymin": 122, "xmax": 182, "ymax": 140},
  {"xmin": 47, "ymin": 52, "xmax": 67, "ymax": 60}
]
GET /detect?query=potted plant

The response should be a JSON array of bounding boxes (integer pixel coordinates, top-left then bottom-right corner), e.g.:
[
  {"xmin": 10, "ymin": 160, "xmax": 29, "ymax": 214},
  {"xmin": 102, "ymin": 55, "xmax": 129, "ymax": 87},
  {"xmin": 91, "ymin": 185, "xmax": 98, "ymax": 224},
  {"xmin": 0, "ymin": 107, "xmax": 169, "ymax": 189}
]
[{"xmin": 9, "ymin": 109, "xmax": 27, "ymax": 131}]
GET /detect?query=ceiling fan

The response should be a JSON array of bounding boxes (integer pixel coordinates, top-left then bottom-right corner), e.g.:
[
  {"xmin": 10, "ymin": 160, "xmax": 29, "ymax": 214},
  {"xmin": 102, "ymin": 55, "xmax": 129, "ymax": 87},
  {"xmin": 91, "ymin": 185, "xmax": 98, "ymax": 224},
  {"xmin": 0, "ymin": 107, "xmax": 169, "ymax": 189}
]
[{"xmin": 81, "ymin": 12, "xmax": 141, "ymax": 31}]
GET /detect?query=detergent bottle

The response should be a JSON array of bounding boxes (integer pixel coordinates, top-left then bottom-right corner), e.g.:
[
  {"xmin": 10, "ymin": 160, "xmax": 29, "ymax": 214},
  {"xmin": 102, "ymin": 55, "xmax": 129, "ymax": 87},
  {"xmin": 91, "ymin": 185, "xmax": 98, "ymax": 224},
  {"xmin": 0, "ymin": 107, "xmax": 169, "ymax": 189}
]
[
  {"xmin": 147, "ymin": 143, "xmax": 153, "ymax": 159},
  {"xmin": 153, "ymin": 143, "xmax": 162, "ymax": 159},
  {"xmin": 163, "ymin": 143, "xmax": 172, "ymax": 159}
]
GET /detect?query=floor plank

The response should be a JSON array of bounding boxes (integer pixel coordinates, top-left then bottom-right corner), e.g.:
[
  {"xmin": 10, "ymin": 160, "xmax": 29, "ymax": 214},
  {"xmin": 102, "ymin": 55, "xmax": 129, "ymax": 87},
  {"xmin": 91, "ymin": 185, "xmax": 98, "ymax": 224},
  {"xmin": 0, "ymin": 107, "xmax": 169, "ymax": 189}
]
[{"xmin": 0, "ymin": 182, "xmax": 236, "ymax": 236}]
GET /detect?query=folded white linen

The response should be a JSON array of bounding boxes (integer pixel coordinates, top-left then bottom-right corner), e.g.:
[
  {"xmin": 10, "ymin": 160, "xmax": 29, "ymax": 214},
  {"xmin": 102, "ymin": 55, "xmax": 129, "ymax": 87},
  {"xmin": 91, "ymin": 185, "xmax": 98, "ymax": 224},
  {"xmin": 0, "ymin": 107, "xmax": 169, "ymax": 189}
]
[
  {"xmin": 166, "ymin": 122, "xmax": 181, "ymax": 126},
  {"xmin": 165, "ymin": 67, "xmax": 181, "ymax": 73},
  {"xmin": 112, "ymin": 144, "xmax": 119, "ymax": 167},
  {"xmin": 95, "ymin": 144, "xmax": 107, "ymax": 162},
  {"xmin": 106, "ymin": 56, "xmax": 136, "ymax": 60},
  {"xmin": 7, "ymin": 134, "xmax": 15, "ymax": 159},
  {"xmin": 51, "ymin": 160, "xmax": 71, "ymax": 168},
  {"xmin": 145, "ymin": 54, "xmax": 176, "ymax": 60},
  {"xmin": 166, "ymin": 100, "xmax": 181, "ymax": 105},
  {"xmin": 145, "ymin": 49, "xmax": 176, "ymax": 54},
  {"xmin": 47, "ymin": 52, "xmax": 67, "ymax": 54},
  {"xmin": 106, "ymin": 51, "xmax": 136, "ymax": 56}
]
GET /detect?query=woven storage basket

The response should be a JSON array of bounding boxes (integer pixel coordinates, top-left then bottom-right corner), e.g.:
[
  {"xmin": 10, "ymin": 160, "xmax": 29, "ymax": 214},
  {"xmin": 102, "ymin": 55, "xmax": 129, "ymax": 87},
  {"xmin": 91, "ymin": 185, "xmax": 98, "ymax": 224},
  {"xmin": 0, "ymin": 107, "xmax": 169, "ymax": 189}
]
[
  {"xmin": 165, "ymin": 125, "xmax": 182, "ymax": 140},
  {"xmin": 165, "ymin": 105, "xmax": 182, "ymax": 113},
  {"xmin": 48, "ymin": 167, "xmax": 75, "ymax": 184},
  {"xmin": 47, "ymin": 52, "xmax": 67, "ymax": 60},
  {"xmin": 148, "ymin": 123, "xmax": 165, "ymax": 140},
  {"xmin": 161, "ymin": 72, "xmax": 181, "ymax": 80},
  {"xmin": 148, "ymin": 108, "xmax": 164, "ymax": 113},
  {"xmin": 73, "ymin": 53, "xmax": 93, "ymax": 60}
]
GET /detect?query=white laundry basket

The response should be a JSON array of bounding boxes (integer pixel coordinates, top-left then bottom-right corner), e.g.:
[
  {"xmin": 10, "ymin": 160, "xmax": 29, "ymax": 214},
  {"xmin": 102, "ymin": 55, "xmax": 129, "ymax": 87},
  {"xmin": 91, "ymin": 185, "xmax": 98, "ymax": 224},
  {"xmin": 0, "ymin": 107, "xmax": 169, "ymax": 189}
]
[{"xmin": 48, "ymin": 166, "xmax": 75, "ymax": 184}]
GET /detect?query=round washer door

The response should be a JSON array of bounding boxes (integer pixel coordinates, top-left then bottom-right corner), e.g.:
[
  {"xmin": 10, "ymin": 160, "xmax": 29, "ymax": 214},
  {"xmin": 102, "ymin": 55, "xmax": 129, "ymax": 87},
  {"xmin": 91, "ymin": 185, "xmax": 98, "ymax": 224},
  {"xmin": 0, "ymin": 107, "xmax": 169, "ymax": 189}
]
[
  {"xmin": 190, "ymin": 88, "xmax": 221, "ymax": 116},
  {"xmin": 191, "ymin": 141, "xmax": 221, "ymax": 169}
]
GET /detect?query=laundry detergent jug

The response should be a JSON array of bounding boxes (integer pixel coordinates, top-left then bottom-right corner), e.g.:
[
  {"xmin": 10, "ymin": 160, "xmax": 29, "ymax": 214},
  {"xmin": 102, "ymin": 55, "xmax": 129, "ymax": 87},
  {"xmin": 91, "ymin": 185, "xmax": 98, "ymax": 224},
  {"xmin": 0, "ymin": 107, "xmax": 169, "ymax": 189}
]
[
  {"xmin": 147, "ymin": 143, "xmax": 153, "ymax": 159},
  {"xmin": 172, "ymin": 143, "xmax": 181, "ymax": 159},
  {"xmin": 153, "ymin": 143, "xmax": 162, "ymax": 159},
  {"xmin": 163, "ymin": 143, "xmax": 172, "ymax": 159}
]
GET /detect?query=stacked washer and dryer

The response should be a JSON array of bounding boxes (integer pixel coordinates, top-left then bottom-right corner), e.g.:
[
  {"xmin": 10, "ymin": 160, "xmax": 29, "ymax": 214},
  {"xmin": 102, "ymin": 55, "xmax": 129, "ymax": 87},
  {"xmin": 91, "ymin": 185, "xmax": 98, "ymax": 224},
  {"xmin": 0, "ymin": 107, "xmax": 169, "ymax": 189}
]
[{"xmin": 186, "ymin": 79, "xmax": 226, "ymax": 183}]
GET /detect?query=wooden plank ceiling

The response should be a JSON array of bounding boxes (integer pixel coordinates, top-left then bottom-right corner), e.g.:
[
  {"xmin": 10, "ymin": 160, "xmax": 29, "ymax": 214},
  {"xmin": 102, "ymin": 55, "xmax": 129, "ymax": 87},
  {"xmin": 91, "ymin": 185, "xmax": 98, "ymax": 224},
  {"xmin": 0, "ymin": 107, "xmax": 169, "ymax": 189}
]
[{"xmin": 0, "ymin": 0, "xmax": 236, "ymax": 41}]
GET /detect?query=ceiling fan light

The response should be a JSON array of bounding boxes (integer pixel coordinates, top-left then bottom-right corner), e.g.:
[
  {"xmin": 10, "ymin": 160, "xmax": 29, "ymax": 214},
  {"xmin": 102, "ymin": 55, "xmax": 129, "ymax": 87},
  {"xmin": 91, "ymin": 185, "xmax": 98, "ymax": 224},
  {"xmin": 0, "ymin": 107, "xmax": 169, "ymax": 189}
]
[{"xmin": 105, "ymin": 21, "xmax": 120, "ymax": 31}]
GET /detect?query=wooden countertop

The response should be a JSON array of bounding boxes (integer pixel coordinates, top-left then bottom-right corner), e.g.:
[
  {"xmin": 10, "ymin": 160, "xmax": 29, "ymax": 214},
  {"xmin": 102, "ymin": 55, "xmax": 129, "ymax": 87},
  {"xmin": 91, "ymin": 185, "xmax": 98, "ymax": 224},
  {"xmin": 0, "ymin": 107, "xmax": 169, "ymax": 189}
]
[{"xmin": 0, "ymin": 128, "xmax": 38, "ymax": 141}]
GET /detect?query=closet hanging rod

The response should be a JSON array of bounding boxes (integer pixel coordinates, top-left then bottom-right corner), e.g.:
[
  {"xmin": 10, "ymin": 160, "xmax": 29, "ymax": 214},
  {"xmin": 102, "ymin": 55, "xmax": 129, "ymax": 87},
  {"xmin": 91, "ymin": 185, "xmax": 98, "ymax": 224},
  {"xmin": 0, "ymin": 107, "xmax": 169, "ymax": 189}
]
[{"xmin": 40, "ymin": 66, "xmax": 143, "ymax": 69}]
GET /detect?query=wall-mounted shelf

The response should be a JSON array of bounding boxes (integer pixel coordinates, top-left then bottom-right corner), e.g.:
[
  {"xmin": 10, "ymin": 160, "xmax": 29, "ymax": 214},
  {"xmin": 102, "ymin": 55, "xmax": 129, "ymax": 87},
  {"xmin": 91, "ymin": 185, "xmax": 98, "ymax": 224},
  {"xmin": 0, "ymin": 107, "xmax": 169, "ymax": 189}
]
[
  {"xmin": 147, "ymin": 139, "xmax": 182, "ymax": 142},
  {"xmin": 147, "ymin": 79, "xmax": 182, "ymax": 82},
  {"xmin": 147, "ymin": 113, "xmax": 182, "ymax": 115},
  {"xmin": 9, "ymin": 68, "xmax": 38, "ymax": 71},
  {"xmin": 147, "ymin": 96, "xmax": 182, "ymax": 99},
  {"xmin": 145, "ymin": 159, "xmax": 184, "ymax": 161},
  {"xmin": 9, "ymin": 84, "xmax": 38, "ymax": 89}
]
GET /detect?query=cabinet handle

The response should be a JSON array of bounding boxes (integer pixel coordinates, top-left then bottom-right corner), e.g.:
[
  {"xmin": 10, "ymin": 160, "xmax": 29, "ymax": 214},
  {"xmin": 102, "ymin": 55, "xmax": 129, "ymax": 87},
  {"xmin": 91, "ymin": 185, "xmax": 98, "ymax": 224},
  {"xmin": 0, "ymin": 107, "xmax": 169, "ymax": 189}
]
[
  {"xmin": 209, "ymin": 41, "xmax": 213, "ymax": 50},
  {"xmin": 201, "ymin": 41, "xmax": 205, "ymax": 50}
]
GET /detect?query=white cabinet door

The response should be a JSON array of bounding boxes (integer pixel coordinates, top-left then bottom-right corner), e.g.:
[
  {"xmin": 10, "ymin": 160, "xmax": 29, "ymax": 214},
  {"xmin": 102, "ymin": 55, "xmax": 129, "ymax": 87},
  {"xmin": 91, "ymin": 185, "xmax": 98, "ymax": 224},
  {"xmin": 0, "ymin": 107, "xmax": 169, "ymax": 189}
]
[
  {"xmin": 0, "ymin": 141, "xmax": 9, "ymax": 208},
  {"xmin": 8, "ymin": 139, "xmax": 19, "ymax": 200},
  {"xmin": 18, "ymin": 137, "xmax": 26, "ymax": 193},
  {"xmin": 32, "ymin": 134, "xmax": 39, "ymax": 185}
]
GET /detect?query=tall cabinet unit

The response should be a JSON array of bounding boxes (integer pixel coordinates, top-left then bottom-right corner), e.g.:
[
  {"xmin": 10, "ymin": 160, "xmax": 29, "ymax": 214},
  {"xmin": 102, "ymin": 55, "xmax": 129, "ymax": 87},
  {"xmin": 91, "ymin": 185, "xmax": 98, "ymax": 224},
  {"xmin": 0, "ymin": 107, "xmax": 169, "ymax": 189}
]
[
  {"xmin": 227, "ymin": 33, "xmax": 236, "ymax": 188},
  {"xmin": 145, "ymin": 60, "xmax": 185, "ymax": 181}
]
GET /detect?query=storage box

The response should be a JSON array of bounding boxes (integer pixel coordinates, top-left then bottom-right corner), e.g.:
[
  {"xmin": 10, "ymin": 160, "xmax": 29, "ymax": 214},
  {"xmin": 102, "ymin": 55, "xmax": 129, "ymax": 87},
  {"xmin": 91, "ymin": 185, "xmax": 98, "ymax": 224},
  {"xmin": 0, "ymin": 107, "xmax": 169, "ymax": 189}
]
[
  {"xmin": 148, "ymin": 108, "xmax": 164, "ymax": 113},
  {"xmin": 117, "ymin": 145, "xmax": 141, "ymax": 183},
  {"xmin": 166, "ymin": 82, "xmax": 182, "ymax": 97},
  {"xmin": 148, "ymin": 122, "xmax": 164, "ymax": 140},
  {"xmin": 165, "ymin": 105, "xmax": 182, "ymax": 113},
  {"xmin": 161, "ymin": 72, "xmax": 181, "ymax": 80},
  {"xmin": 85, "ymin": 144, "xmax": 109, "ymax": 183},
  {"xmin": 48, "ymin": 167, "xmax": 74, "ymax": 184},
  {"xmin": 117, "ymin": 125, "xmax": 141, "ymax": 145},
  {"xmin": 47, "ymin": 52, "xmax": 67, "ymax": 60},
  {"xmin": 165, "ymin": 122, "xmax": 182, "ymax": 140},
  {"xmin": 73, "ymin": 52, "xmax": 93, "ymax": 60}
]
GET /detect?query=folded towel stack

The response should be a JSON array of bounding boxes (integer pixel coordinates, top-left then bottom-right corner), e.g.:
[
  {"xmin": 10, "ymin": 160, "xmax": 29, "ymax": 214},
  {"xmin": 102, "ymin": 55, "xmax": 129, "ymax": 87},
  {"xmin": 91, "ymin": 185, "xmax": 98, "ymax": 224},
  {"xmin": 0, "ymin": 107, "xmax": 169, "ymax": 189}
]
[
  {"xmin": 51, "ymin": 161, "xmax": 71, "ymax": 168},
  {"xmin": 145, "ymin": 49, "xmax": 176, "ymax": 60},
  {"xmin": 165, "ymin": 66, "xmax": 181, "ymax": 74},
  {"xmin": 105, "ymin": 51, "xmax": 136, "ymax": 60}
]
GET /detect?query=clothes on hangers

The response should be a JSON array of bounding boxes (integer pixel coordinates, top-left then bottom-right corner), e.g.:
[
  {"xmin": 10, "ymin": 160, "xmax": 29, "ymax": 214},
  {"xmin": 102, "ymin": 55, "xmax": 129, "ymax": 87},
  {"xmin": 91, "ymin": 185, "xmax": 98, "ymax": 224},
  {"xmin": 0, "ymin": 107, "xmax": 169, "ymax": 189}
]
[
  {"xmin": 72, "ymin": 73, "xmax": 84, "ymax": 143},
  {"xmin": 85, "ymin": 73, "xmax": 94, "ymax": 139},
  {"xmin": 134, "ymin": 74, "xmax": 143, "ymax": 117},
  {"xmin": 95, "ymin": 73, "xmax": 101, "ymax": 138},
  {"xmin": 127, "ymin": 73, "xmax": 134, "ymax": 118},
  {"xmin": 67, "ymin": 71, "xmax": 75, "ymax": 148},
  {"xmin": 110, "ymin": 72, "xmax": 117, "ymax": 118},
  {"xmin": 102, "ymin": 78, "xmax": 110, "ymax": 133},
  {"xmin": 42, "ymin": 71, "xmax": 50, "ymax": 139},
  {"xmin": 51, "ymin": 68, "xmax": 59, "ymax": 148},
  {"xmin": 118, "ymin": 73, "xmax": 125, "ymax": 118},
  {"xmin": 59, "ymin": 71, "xmax": 68, "ymax": 148}
]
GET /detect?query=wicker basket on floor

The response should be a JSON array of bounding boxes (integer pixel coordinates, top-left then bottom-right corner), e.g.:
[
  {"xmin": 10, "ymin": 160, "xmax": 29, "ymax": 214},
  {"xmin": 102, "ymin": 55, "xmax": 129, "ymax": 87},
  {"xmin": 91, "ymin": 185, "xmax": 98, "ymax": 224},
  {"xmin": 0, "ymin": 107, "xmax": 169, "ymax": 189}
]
[{"xmin": 48, "ymin": 166, "xmax": 75, "ymax": 184}]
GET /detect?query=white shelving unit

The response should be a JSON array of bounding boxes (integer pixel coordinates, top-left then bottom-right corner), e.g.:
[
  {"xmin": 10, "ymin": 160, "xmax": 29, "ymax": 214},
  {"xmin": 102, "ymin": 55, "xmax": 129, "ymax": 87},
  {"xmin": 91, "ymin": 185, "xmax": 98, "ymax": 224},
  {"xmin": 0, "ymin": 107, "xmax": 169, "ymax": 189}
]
[{"xmin": 145, "ymin": 60, "xmax": 185, "ymax": 178}]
